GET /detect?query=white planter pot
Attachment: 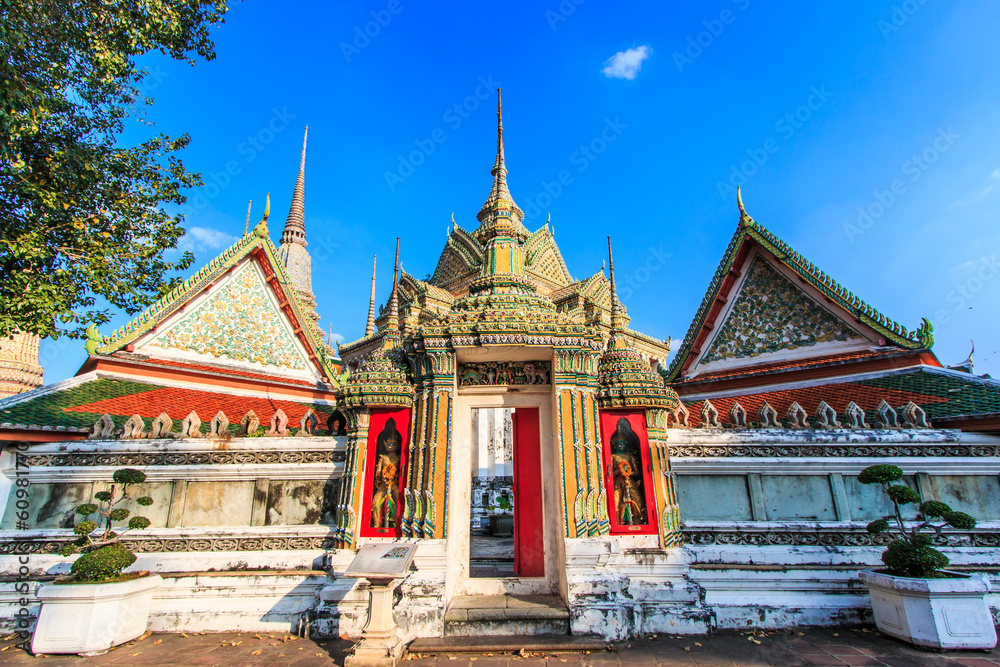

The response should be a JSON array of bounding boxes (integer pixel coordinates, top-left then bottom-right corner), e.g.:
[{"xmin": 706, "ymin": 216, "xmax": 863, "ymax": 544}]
[
  {"xmin": 31, "ymin": 574, "xmax": 162, "ymax": 655},
  {"xmin": 860, "ymin": 569, "xmax": 997, "ymax": 650}
]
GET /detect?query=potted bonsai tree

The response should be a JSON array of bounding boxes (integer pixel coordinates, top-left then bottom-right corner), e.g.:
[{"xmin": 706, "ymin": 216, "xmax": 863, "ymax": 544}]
[
  {"xmin": 32, "ymin": 468, "xmax": 162, "ymax": 656},
  {"xmin": 857, "ymin": 464, "xmax": 997, "ymax": 649}
]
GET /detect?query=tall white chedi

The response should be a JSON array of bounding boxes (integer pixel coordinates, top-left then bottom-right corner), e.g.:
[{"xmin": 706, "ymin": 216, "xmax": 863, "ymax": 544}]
[{"xmin": 276, "ymin": 127, "xmax": 324, "ymax": 343}]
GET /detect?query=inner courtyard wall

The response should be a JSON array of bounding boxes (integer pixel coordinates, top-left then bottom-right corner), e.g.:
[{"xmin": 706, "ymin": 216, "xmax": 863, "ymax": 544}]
[{"xmin": 1, "ymin": 426, "xmax": 998, "ymax": 638}]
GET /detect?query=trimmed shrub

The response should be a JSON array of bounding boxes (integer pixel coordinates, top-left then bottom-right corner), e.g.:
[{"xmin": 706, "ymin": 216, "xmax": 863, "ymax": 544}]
[
  {"xmin": 858, "ymin": 464, "xmax": 980, "ymax": 578},
  {"xmin": 70, "ymin": 543, "xmax": 137, "ymax": 583}
]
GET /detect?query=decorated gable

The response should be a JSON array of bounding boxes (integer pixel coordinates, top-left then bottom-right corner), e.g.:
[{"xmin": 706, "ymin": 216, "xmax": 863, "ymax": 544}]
[
  {"xmin": 700, "ymin": 255, "xmax": 866, "ymax": 367},
  {"xmin": 138, "ymin": 259, "xmax": 315, "ymax": 377},
  {"xmin": 667, "ymin": 196, "xmax": 927, "ymax": 382},
  {"xmin": 524, "ymin": 225, "xmax": 573, "ymax": 295}
]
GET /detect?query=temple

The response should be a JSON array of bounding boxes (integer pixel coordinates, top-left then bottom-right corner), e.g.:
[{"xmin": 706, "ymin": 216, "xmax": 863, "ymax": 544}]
[{"xmin": 2, "ymin": 92, "xmax": 999, "ymax": 643}]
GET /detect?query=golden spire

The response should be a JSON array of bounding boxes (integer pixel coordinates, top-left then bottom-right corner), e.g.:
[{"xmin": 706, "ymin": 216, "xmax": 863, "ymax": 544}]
[
  {"xmin": 476, "ymin": 88, "xmax": 525, "ymax": 230},
  {"xmin": 386, "ymin": 239, "xmax": 400, "ymax": 337},
  {"xmin": 244, "ymin": 199, "xmax": 252, "ymax": 235},
  {"xmin": 365, "ymin": 254, "xmax": 377, "ymax": 337},
  {"xmin": 608, "ymin": 236, "xmax": 625, "ymax": 333}
]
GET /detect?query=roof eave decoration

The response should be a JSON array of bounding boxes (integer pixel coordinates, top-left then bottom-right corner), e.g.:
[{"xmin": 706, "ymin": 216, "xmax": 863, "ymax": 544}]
[
  {"xmin": 597, "ymin": 237, "xmax": 680, "ymax": 411},
  {"xmin": 88, "ymin": 200, "xmax": 340, "ymax": 383},
  {"xmin": 665, "ymin": 189, "xmax": 929, "ymax": 383}
]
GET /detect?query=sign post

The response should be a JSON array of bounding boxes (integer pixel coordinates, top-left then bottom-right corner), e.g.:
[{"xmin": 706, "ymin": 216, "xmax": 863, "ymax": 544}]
[{"xmin": 343, "ymin": 543, "xmax": 417, "ymax": 667}]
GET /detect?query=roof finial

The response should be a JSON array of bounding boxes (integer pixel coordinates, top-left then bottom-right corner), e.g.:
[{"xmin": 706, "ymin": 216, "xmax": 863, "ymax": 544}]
[
  {"xmin": 737, "ymin": 186, "xmax": 747, "ymax": 218},
  {"xmin": 608, "ymin": 236, "xmax": 624, "ymax": 333},
  {"xmin": 281, "ymin": 126, "xmax": 308, "ymax": 246},
  {"xmin": 252, "ymin": 194, "xmax": 270, "ymax": 237},
  {"xmin": 475, "ymin": 89, "xmax": 524, "ymax": 228},
  {"xmin": 244, "ymin": 199, "xmax": 252, "ymax": 235},
  {"xmin": 365, "ymin": 254, "xmax": 377, "ymax": 337},
  {"xmin": 493, "ymin": 88, "xmax": 505, "ymax": 178},
  {"xmin": 386, "ymin": 238, "xmax": 401, "ymax": 336}
]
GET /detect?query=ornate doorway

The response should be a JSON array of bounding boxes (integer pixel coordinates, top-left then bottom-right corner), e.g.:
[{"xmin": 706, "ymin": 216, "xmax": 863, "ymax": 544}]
[{"xmin": 447, "ymin": 383, "xmax": 560, "ymax": 599}]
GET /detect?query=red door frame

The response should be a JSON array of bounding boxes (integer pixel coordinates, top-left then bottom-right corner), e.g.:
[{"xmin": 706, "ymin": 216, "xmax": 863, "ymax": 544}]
[
  {"xmin": 512, "ymin": 407, "xmax": 545, "ymax": 577},
  {"xmin": 599, "ymin": 410, "xmax": 658, "ymax": 535},
  {"xmin": 359, "ymin": 407, "xmax": 411, "ymax": 538}
]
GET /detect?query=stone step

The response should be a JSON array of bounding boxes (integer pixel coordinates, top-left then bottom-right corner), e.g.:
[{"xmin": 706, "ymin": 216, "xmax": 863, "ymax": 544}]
[
  {"xmin": 443, "ymin": 594, "xmax": 569, "ymax": 637},
  {"xmin": 409, "ymin": 635, "xmax": 609, "ymax": 654}
]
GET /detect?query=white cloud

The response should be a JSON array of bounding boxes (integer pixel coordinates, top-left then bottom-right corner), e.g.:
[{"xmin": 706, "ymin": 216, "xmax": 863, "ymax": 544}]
[
  {"xmin": 175, "ymin": 226, "xmax": 238, "ymax": 256},
  {"xmin": 602, "ymin": 46, "xmax": 651, "ymax": 80}
]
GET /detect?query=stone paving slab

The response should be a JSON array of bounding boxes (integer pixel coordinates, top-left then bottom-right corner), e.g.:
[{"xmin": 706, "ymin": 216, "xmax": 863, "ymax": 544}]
[{"xmin": 0, "ymin": 627, "xmax": 997, "ymax": 666}]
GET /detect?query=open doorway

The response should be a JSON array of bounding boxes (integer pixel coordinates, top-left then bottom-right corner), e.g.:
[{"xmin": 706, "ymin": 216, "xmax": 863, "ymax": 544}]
[
  {"xmin": 468, "ymin": 407, "xmax": 544, "ymax": 579},
  {"xmin": 469, "ymin": 407, "xmax": 514, "ymax": 577}
]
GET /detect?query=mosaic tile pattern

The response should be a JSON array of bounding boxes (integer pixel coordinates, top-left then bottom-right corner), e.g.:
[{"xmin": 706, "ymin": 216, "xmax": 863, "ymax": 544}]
[
  {"xmin": 702, "ymin": 256, "xmax": 863, "ymax": 363},
  {"xmin": 151, "ymin": 262, "xmax": 309, "ymax": 370}
]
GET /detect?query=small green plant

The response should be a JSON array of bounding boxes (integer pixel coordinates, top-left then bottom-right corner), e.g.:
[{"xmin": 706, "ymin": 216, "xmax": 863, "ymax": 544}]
[
  {"xmin": 496, "ymin": 496, "xmax": 512, "ymax": 513},
  {"xmin": 58, "ymin": 468, "xmax": 154, "ymax": 583},
  {"xmin": 860, "ymin": 464, "xmax": 977, "ymax": 578}
]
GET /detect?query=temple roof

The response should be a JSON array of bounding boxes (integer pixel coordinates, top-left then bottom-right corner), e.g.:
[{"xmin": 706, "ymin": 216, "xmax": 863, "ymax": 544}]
[
  {"xmin": 666, "ymin": 191, "xmax": 929, "ymax": 383},
  {"xmin": 597, "ymin": 238, "xmax": 680, "ymax": 411},
  {"xmin": 677, "ymin": 365, "xmax": 1000, "ymax": 433},
  {"xmin": 87, "ymin": 210, "xmax": 338, "ymax": 384},
  {"xmin": 0, "ymin": 370, "xmax": 336, "ymax": 437}
]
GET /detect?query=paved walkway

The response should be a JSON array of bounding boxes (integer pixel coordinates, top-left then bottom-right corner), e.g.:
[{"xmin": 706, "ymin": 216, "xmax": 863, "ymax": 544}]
[{"xmin": 1, "ymin": 627, "xmax": 997, "ymax": 666}]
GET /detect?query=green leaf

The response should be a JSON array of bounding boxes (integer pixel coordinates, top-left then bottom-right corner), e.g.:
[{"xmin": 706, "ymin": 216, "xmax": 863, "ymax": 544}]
[
  {"xmin": 112, "ymin": 468, "xmax": 145, "ymax": 485},
  {"xmin": 886, "ymin": 485, "xmax": 920, "ymax": 505},
  {"xmin": 108, "ymin": 508, "xmax": 130, "ymax": 521},
  {"xmin": 73, "ymin": 520, "xmax": 97, "ymax": 535},
  {"xmin": 866, "ymin": 519, "xmax": 889, "ymax": 535},
  {"xmin": 918, "ymin": 500, "xmax": 952, "ymax": 518},
  {"xmin": 75, "ymin": 503, "xmax": 98, "ymax": 516},
  {"xmin": 858, "ymin": 465, "xmax": 904, "ymax": 485},
  {"xmin": 943, "ymin": 511, "xmax": 976, "ymax": 530},
  {"xmin": 128, "ymin": 516, "xmax": 151, "ymax": 530}
]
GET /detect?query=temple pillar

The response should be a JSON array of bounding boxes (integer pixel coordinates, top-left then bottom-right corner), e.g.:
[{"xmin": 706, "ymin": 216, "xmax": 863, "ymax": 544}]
[
  {"xmin": 334, "ymin": 407, "xmax": 370, "ymax": 549},
  {"xmin": 645, "ymin": 407, "xmax": 683, "ymax": 547},
  {"xmin": 554, "ymin": 348, "xmax": 607, "ymax": 539},
  {"xmin": 406, "ymin": 349, "xmax": 454, "ymax": 540}
]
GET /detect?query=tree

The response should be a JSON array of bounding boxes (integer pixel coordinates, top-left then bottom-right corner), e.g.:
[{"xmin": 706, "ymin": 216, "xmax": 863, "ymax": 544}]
[{"xmin": 0, "ymin": 0, "xmax": 229, "ymax": 340}]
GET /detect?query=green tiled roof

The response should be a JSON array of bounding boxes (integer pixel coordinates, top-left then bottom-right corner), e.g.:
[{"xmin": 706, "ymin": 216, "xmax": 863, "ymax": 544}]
[
  {"xmin": 859, "ymin": 369, "xmax": 1000, "ymax": 420},
  {"xmin": 0, "ymin": 376, "xmax": 336, "ymax": 436},
  {"xmin": 0, "ymin": 379, "xmax": 162, "ymax": 430}
]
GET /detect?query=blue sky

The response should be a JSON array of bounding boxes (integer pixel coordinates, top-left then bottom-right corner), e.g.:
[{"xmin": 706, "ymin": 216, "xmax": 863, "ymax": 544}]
[{"xmin": 42, "ymin": 0, "xmax": 1000, "ymax": 381}]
